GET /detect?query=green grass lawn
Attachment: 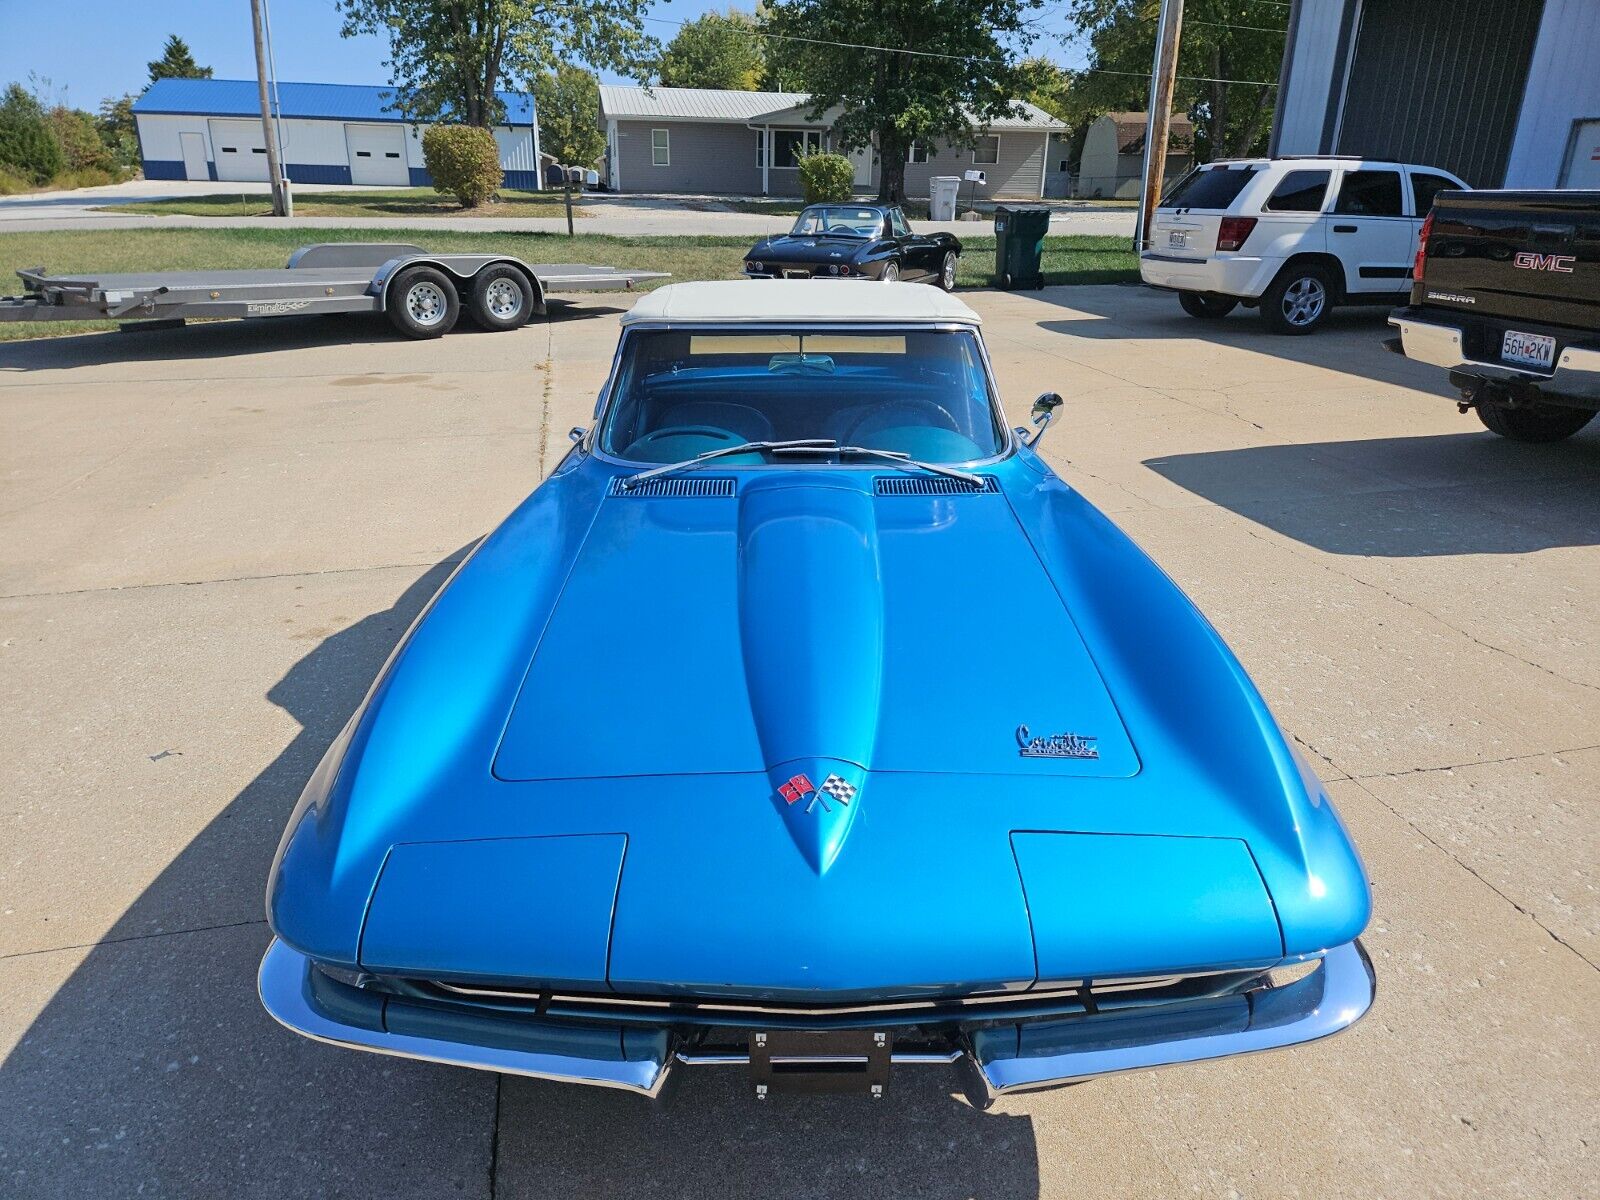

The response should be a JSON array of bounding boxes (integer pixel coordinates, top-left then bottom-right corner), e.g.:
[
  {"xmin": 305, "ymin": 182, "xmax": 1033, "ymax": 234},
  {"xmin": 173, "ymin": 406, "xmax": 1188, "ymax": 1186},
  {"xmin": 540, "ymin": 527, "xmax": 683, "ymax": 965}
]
[
  {"xmin": 96, "ymin": 188, "xmax": 584, "ymax": 220},
  {"xmin": 0, "ymin": 227, "xmax": 1136, "ymax": 341}
]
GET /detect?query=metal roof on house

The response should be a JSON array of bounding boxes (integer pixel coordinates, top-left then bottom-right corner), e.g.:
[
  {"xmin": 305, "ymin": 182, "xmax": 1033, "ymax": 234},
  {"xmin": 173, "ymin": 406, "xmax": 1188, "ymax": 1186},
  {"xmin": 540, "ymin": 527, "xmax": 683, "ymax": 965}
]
[
  {"xmin": 132, "ymin": 78, "xmax": 536, "ymax": 125},
  {"xmin": 1100, "ymin": 111, "xmax": 1195, "ymax": 154},
  {"xmin": 598, "ymin": 85, "xmax": 1065, "ymax": 131}
]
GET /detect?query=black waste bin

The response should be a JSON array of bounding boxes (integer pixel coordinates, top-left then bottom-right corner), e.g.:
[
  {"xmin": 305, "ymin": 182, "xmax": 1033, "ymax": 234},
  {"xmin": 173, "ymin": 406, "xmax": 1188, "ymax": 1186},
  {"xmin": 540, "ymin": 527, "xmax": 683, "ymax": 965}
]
[{"xmin": 993, "ymin": 204, "xmax": 1049, "ymax": 289}]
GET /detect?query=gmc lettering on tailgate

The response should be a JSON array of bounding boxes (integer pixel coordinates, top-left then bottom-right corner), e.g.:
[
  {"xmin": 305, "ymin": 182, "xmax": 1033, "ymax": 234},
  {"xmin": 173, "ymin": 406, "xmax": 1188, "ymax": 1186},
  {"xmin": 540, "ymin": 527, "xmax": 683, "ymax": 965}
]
[{"xmin": 1513, "ymin": 252, "xmax": 1576, "ymax": 273}]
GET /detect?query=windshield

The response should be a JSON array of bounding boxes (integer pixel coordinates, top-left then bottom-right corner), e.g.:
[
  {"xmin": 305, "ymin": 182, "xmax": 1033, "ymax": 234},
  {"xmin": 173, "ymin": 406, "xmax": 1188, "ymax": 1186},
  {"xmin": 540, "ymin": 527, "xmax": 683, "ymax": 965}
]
[
  {"xmin": 790, "ymin": 206, "xmax": 885, "ymax": 237},
  {"xmin": 601, "ymin": 328, "xmax": 1005, "ymax": 465}
]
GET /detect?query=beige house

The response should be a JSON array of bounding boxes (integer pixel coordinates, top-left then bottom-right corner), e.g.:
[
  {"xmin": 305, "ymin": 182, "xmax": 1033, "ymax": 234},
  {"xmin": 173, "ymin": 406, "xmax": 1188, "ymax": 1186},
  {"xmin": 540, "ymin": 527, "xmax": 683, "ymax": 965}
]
[
  {"xmin": 1074, "ymin": 111, "xmax": 1195, "ymax": 199},
  {"xmin": 597, "ymin": 85, "xmax": 1066, "ymax": 200}
]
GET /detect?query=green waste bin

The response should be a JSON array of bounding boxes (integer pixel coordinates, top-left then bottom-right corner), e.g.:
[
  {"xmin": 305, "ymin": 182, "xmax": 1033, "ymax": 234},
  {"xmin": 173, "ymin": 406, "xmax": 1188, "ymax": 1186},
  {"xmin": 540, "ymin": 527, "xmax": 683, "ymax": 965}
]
[{"xmin": 993, "ymin": 204, "xmax": 1049, "ymax": 290}]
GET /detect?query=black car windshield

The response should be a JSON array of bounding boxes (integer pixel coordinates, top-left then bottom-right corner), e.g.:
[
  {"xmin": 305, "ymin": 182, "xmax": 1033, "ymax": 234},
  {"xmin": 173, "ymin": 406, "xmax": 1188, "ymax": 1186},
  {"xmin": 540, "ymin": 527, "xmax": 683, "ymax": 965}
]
[
  {"xmin": 601, "ymin": 328, "xmax": 1005, "ymax": 465},
  {"xmin": 790, "ymin": 206, "xmax": 884, "ymax": 237}
]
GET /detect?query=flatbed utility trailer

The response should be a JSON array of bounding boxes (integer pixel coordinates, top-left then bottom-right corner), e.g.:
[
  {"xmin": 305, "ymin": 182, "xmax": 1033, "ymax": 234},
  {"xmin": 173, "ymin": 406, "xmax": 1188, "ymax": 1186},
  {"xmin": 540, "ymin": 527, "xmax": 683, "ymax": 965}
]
[{"xmin": 0, "ymin": 243, "xmax": 668, "ymax": 339}]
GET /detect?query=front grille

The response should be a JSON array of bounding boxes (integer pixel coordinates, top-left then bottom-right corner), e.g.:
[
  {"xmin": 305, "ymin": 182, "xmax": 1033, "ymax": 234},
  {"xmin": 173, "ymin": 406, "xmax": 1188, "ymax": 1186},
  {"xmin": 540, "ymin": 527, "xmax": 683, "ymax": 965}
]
[
  {"xmin": 381, "ymin": 967, "xmax": 1267, "ymax": 1033},
  {"xmin": 611, "ymin": 476, "xmax": 736, "ymax": 498},
  {"xmin": 875, "ymin": 475, "xmax": 1000, "ymax": 496}
]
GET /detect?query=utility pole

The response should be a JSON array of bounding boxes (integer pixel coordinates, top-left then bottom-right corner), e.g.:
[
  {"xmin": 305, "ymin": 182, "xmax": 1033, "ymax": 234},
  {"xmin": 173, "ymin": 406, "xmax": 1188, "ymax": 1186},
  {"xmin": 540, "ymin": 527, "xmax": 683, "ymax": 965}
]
[
  {"xmin": 1134, "ymin": 0, "xmax": 1185, "ymax": 251},
  {"xmin": 250, "ymin": 0, "xmax": 288, "ymax": 216}
]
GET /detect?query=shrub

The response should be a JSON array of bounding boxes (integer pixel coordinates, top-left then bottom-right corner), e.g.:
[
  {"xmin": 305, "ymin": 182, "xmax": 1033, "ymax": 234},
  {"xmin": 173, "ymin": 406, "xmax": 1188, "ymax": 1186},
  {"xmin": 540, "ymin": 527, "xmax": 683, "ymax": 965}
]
[
  {"xmin": 797, "ymin": 151, "xmax": 854, "ymax": 204},
  {"xmin": 0, "ymin": 83, "xmax": 64, "ymax": 186},
  {"xmin": 47, "ymin": 106, "xmax": 115, "ymax": 174},
  {"xmin": 0, "ymin": 164, "xmax": 31, "ymax": 195},
  {"xmin": 422, "ymin": 124, "xmax": 502, "ymax": 208}
]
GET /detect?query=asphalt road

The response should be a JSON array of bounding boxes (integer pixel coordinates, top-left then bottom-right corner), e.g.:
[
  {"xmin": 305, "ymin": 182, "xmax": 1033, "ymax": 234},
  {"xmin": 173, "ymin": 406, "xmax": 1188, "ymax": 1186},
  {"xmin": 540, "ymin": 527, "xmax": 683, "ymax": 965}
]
[
  {"xmin": 0, "ymin": 179, "xmax": 1139, "ymax": 238},
  {"xmin": 1, "ymin": 286, "xmax": 1595, "ymax": 1198}
]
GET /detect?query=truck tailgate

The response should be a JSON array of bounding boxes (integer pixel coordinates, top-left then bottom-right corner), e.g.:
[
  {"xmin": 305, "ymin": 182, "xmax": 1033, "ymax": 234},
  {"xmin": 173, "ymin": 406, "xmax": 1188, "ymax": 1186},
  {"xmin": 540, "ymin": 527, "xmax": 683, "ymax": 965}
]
[{"xmin": 1422, "ymin": 190, "xmax": 1600, "ymax": 330}]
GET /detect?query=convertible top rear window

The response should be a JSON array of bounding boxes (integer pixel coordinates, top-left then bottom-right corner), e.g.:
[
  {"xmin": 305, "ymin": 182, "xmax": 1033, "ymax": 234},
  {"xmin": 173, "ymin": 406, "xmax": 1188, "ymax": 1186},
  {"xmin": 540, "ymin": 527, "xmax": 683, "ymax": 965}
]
[{"xmin": 601, "ymin": 327, "xmax": 1004, "ymax": 465}]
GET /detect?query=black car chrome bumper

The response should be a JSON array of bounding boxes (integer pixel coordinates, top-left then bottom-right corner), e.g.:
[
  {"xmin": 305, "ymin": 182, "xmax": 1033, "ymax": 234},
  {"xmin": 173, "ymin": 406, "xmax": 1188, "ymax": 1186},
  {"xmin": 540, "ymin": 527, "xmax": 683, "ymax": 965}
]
[{"xmin": 259, "ymin": 938, "xmax": 1374, "ymax": 1103}]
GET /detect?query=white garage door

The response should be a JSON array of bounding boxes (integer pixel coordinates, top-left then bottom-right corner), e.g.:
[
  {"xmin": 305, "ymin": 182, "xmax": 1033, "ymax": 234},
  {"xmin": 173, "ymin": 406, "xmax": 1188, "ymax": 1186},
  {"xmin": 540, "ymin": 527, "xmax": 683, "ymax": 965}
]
[
  {"xmin": 209, "ymin": 119, "xmax": 270, "ymax": 182},
  {"xmin": 346, "ymin": 124, "xmax": 409, "ymax": 186}
]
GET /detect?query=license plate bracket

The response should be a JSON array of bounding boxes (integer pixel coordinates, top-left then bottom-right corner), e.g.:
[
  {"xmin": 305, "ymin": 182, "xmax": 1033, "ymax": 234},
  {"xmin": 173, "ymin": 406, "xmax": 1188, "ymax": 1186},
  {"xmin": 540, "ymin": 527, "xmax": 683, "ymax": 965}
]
[
  {"xmin": 749, "ymin": 1029, "xmax": 892, "ymax": 1098},
  {"xmin": 1502, "ymin": 329, "xmax": 1556, "ymax": 369},
  {"xmin": 1168, "ymin": 230, "xmax": 1188, "ymax": 248}
]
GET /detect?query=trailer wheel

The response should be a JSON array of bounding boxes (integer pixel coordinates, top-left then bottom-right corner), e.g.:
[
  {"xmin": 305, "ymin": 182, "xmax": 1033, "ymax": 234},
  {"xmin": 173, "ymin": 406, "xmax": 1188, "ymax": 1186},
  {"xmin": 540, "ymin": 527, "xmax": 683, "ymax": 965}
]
[
  {"xmin": 388, "ymin": 266, "xmax": 459, "ymax": 338},
  {"xmin": 468, "ymin": 264, "xmax": 534, "ymax": 332}
]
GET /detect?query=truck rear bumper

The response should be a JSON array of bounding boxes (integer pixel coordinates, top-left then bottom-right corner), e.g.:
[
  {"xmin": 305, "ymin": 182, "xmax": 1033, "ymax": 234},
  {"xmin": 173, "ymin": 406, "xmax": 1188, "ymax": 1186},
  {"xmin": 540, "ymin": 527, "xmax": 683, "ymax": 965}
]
[{"xmin": 1389, "ymin": 311, "xmax": 1600, "ymax": 403}]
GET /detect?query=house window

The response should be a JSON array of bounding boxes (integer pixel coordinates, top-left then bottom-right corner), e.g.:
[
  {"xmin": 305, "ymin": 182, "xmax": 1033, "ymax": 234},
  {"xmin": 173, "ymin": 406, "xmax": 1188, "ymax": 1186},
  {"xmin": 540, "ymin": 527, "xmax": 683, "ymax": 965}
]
[
  {"xmin": 907, "ymin": 143, "xmax": 929, "ymax": 164},
  {"xmin": 756, "ymin": 129, "xmax": 765, "ymax": 167},
  {"xmin": 973, "ymin": 135, "xmax": 1000, "ymax": 166},
  {"xmin": 772, "ymin": 129, "xmax": 821, "ymax": 169},
  {"xmin": 651, "ymin": 128, "xmax": 669, "ymax": 167}
]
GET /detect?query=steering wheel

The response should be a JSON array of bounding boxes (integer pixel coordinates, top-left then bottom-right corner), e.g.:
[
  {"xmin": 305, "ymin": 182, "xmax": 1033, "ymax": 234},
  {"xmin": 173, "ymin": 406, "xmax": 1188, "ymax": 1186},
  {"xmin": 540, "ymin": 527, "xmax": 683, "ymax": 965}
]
[
  {"xmin": 842, "ymin": 399, "xmax": 962, "ymax": 444},
  {"xmin": 627, "ymin": 426, "xmax": 743, "ymax": 454}
]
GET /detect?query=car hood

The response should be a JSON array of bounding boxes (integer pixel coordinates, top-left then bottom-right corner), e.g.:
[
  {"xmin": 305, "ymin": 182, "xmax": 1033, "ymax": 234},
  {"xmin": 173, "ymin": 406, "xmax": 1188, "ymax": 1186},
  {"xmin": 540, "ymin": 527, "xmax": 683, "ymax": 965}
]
[
  {"xmin": 750, "ymin": 233, "xmax": 875, "ymax": 261},
  {"xmin": 268, "ymin": 462, "xmax": 1370, "ymax": 994}
]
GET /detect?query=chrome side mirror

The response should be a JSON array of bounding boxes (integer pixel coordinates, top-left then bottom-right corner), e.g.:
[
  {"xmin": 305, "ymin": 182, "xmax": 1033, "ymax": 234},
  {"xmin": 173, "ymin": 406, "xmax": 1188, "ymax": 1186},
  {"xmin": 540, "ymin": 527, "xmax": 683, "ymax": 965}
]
[
  {"xmin": 1022, "ymin": 393, "xmax": 1063, "ymax": 446},
  {"xmin": 569, "ymin": 425, "xmax": 588, "ymax": 446}
]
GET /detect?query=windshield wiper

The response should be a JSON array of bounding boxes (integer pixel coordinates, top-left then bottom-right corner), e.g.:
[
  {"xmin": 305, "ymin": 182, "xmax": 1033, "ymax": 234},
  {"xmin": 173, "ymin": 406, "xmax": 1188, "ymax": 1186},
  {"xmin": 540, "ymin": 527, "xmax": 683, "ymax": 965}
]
[
  {"xmin": 769, "ymin": 443, "xmax": 986, "ymax": 488},
  {"xmin": 618, "ymin": 439, "xmax": 835, "ymax": 491}
]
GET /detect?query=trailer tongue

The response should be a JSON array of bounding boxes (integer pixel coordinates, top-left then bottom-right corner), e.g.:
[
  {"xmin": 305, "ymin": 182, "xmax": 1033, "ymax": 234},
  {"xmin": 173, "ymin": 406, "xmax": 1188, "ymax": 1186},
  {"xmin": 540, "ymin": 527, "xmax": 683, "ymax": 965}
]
[{"xmin": 0, "ymin": 243, "xmax": 668, "ymax": 339}]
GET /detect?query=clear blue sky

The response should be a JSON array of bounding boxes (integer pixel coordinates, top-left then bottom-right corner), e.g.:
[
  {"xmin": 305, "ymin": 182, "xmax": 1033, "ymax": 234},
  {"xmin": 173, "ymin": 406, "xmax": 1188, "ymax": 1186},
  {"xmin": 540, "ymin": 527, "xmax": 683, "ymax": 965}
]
[{"xmin": 0, "ymin": 0, "xmax": 1084, "ymax": 108}]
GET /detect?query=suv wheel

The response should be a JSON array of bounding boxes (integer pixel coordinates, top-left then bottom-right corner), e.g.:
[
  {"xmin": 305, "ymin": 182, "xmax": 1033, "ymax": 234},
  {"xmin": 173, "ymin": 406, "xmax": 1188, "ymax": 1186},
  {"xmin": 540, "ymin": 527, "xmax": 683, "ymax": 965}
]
[
  {"xmin": 1178, "ymin": 291, "xmax": 1238, "ymax": 319},
  {"xmin": 1261, "ymin": 264, "xmax": 1332, "ymax": 335},
  {"xmin": 1476, "ymin": 403, "xmax": 1596, "ymax": 443}
]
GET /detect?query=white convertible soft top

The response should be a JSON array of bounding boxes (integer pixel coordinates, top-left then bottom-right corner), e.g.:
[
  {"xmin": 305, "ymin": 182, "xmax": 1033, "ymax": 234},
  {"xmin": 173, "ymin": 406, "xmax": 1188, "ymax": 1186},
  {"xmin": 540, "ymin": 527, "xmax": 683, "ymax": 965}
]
[{"xmin": 620, "ymin": 280, "xmax": 983, "ymax": 327}]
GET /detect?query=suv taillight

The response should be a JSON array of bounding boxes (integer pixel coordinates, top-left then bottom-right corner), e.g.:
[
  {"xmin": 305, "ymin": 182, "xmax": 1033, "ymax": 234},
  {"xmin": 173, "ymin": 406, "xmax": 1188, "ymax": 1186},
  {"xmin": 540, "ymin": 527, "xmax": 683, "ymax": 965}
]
[
  {"xmin": 1216, "ymin": 217, "xmax": 1257, "ymax": 253},
  {"xmin": 1413, "ymin": 211, "xmax": 1434, "ymax": 281}
]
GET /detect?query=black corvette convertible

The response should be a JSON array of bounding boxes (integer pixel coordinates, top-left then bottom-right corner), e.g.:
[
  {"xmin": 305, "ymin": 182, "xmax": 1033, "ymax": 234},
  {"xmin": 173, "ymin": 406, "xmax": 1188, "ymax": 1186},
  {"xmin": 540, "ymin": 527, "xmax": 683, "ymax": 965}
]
[{"xmin": 743, "ymin": 204, "xmax": 962, "ymax": 289}]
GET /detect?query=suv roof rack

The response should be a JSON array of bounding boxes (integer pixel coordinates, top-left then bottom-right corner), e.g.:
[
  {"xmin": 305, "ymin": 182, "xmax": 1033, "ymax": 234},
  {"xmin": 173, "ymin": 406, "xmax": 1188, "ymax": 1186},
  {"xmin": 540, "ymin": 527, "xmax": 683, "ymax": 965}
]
[{"xmin": 1275, "ymin": 154, "xmax": 1364, "ymax": 161}]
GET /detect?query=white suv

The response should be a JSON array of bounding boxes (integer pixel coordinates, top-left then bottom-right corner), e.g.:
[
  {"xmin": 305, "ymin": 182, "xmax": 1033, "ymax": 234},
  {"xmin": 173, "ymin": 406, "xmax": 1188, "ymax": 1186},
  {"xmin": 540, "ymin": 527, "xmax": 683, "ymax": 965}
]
[{"xmin": 1139, "ymin": 156, "xmax": 1469, "ymax": 334}]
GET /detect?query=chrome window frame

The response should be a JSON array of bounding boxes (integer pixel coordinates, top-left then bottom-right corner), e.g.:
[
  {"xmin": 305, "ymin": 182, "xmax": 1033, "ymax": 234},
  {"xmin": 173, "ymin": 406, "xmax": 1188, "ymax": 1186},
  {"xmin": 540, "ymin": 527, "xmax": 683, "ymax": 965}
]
[{"xmin": 588, "ymin": 320, "xmax": 1020, "ymax": 471}]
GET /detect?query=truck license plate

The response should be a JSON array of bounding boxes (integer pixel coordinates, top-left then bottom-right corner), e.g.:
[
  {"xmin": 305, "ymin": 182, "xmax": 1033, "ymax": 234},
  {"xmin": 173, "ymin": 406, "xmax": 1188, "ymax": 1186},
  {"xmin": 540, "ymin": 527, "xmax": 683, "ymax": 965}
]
[
  {"xmin": 1167, "ymin": 230, "xmax": 1188, "ymax": 249},
  {"xmin": 1502, "ymin": 330, "xmax": 1556, "ymax": 369}
]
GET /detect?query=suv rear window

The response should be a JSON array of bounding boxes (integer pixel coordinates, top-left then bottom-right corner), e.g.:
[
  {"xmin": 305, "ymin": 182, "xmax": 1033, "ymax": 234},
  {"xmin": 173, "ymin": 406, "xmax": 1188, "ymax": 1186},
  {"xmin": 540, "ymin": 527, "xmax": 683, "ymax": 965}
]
[
  {"xmin": 1263, "ymin": 169, "xmax": 1330, "ymax": 212},
  {"xmin": 1160, "ymin": 166, "xmax": 1260, "ymax": 210},
  {"xmin": 1410, "ymin": 172, "xmax": 1459, "ymax": 215},
  {"xmin": 1334, "ymin": 170, "xmax": 1404, "ymax": 216}
]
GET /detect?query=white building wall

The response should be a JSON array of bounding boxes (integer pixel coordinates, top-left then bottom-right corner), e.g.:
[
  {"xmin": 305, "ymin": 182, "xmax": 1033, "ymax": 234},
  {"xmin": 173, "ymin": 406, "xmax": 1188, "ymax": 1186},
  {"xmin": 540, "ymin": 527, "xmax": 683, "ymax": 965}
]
[
  {"xmin": 137, "ymin": 112, "xmax": 537, "ymax": 187},
  {"xmin": 1503, "ymin": 0, "xmax": 1600, "ymax": 187}
]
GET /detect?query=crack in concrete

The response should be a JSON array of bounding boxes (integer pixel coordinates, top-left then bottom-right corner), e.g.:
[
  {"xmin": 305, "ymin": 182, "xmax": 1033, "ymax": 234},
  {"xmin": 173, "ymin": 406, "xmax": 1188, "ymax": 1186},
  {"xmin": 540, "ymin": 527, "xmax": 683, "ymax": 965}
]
[
  {"xmin": 0, "ymin": 918, "xmax": 267, "ymax": 963},
  {"xmin": 1352, "ymin": 743, "xmax": 1600, "ymax": 782},
  {"xmin": 1233, "ymin": 521, "xmax": 1600, "ymax": 698},
  {"xmin": 1347, "ymin": 776, "xmax": 1598, "ymax": 974},
  {"xmin": 1, "ymin": 556, "xmax": 470, "ymax": 602}
]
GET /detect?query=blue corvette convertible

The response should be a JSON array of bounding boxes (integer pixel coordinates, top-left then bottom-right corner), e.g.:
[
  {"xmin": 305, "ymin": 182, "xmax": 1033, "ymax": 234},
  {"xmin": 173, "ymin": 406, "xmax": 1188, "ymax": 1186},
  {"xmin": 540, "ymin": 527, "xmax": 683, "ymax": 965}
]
[{"xmin": 261, "ymin": 281, "xmax": 1374, "ymax": 1105}]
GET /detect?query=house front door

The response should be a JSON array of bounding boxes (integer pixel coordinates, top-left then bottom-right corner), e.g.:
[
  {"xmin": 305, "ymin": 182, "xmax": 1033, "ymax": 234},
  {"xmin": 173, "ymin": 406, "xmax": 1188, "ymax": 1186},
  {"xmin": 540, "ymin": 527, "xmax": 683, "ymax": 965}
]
[{"xmin": 848, "ymin": 145, "xmax": 873, "ymax": 189}]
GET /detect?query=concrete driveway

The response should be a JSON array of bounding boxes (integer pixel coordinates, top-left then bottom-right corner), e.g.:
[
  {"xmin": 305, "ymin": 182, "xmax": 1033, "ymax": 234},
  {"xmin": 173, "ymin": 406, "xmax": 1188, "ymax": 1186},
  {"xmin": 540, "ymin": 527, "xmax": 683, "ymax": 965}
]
[{"xmin": 1, "ymin": 286, "xmax": 1595, "ymax": 1198}]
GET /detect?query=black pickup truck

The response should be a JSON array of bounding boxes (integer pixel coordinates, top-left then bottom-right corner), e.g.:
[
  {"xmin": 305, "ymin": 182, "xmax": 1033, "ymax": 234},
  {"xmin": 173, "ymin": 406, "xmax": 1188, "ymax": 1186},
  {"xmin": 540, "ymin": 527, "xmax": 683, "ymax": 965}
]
[{"xmin": 1388, "ymin": 189, "xmax": 1599, "ymax": 442}]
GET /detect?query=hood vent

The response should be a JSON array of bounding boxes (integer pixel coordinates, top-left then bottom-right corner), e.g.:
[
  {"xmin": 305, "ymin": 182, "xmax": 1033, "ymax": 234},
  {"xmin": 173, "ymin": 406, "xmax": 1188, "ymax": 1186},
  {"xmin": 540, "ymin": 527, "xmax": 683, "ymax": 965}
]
[
  {"xmin": 611, "ymin": 476, "xmax": 736, "ymax": 498},
  {"xmin": 875, "ymin": 475, "xmax": 1000, "ymax": 496}
]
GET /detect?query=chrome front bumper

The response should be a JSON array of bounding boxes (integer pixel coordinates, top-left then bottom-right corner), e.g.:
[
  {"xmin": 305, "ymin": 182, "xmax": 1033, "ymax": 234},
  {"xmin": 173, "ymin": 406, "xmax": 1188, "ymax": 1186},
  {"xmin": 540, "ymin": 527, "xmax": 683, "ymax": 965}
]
[
  {"xmin": 259, "ymin": 938, "xmax": 1374, "ymax": 1104},
  {"xmin": 1389, "ymin": 313, "xmax": 1600, "ymax": 401}
]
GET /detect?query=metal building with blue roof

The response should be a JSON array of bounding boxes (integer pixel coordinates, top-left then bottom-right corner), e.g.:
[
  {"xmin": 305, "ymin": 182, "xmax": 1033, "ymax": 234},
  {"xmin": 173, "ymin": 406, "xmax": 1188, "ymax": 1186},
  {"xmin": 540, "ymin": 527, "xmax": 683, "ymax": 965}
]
[{"xmin": 132, "ymin": 78, "xmax": 543, "ymax": 189}]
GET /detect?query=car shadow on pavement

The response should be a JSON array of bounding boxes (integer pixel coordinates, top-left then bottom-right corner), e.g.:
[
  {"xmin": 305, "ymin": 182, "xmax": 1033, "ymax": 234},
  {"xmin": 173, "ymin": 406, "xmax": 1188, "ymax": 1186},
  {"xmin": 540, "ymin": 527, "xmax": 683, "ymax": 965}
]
[
  {"xmin": 0, "ymin": 551, "xmax": 1042, "ymax": 1200},
  {"xmin": 1145, "ymin": 432, "xmax": 1600, "ymax": 556}
]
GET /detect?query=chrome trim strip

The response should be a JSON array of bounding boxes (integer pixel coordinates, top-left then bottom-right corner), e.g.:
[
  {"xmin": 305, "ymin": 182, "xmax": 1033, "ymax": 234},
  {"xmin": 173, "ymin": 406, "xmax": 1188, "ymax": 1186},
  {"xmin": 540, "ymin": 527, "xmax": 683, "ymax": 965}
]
[
  {"xmin": 965, "ymin": 940, "xmax": 1375, "ymax": 1105},
  {"xmin": 258, "ymin": 939, "xmax": 667, "ymax": 1097},
  {"xmin": 675, "ymin": 1050, "xmax": 962, "ymax": 1066}
]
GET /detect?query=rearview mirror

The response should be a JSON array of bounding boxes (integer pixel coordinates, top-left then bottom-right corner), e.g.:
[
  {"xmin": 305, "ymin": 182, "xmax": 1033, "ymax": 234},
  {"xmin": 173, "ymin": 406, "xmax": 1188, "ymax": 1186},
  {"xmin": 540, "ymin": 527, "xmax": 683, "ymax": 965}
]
[{"xmin": 1024, "ymin": 392, "xmax": 1063, "ymax": 446}]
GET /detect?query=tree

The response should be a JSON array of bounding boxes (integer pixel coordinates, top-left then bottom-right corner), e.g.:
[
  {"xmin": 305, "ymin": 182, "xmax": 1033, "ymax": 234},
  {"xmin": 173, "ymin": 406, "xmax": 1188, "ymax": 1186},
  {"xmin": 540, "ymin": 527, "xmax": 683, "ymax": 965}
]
[
  {"xmin": 1064, "ymin": 0, "xmax": 1281, "ymax": 161},
  {"xmin": 46, "ymin": 106, "xmax": 115, "ymax": 174},
  {"xmin": 0, "ymin": 83, "xmax": 64, "ymax": 185},
  {"xmin": 657, "ymin": 10, "xmax": 765, "ymax": 90},
  {"xmin": 148, "ymin": 35, "xmax": 213, "ymax": 83},
  {"xmin": 533, "ymin": 65, "xmax": 607, "ymax": 168},
  {"xmin": 97, "ymin": 94, "xmax": 142, "ymax": 170},
  {"xmin": 759, "ymin": 0, "xmax": 1044, "ymax": 202},
  {"xmin": 337, "ymin": 0, "xmax": 656, "ymax": 128}
]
